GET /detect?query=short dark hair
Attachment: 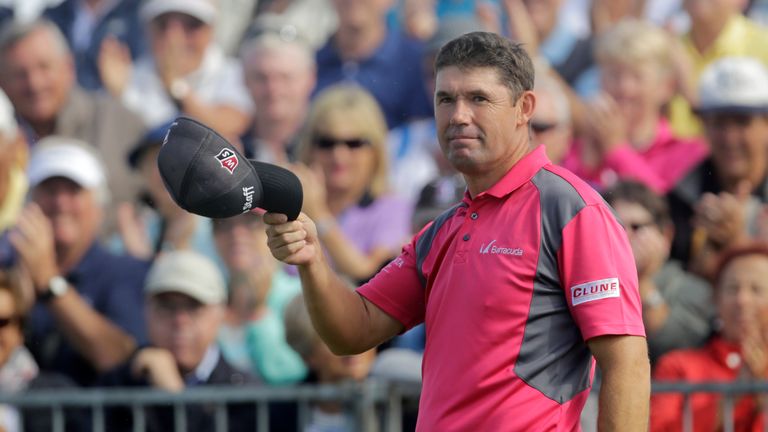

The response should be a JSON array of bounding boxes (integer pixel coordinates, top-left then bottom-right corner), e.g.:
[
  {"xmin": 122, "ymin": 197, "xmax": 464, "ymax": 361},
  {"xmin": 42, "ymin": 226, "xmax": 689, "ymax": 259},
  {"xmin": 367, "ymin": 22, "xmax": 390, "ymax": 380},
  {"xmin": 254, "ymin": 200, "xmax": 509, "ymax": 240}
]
[
  {"xmin": 434, "ymin": 31, "xmax": 534, "ymax": 99},
  {"xmin": 602, "ymin": 180, "xmax": 671, "ymax": 228}
]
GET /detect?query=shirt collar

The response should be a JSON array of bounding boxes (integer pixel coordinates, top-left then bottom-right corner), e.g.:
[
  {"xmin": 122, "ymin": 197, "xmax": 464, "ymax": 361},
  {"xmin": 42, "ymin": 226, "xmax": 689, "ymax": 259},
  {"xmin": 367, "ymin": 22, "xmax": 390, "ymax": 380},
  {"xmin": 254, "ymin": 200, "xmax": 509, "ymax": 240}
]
[
  {"xmin": 186, "ymin": 345, "xmax": 220, "ymax": 385},
  {"xmin": 463, "ymin": 145, "xmax": 550, "ymax": 203}
]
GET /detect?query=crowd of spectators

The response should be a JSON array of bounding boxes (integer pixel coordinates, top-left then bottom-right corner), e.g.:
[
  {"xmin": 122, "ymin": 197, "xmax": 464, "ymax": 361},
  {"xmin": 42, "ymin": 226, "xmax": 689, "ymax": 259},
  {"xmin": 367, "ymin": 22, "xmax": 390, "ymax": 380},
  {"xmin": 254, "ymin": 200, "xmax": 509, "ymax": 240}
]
[{"xmin": 1, "ymin": 0, "xmax": 768, "ymax": 430}]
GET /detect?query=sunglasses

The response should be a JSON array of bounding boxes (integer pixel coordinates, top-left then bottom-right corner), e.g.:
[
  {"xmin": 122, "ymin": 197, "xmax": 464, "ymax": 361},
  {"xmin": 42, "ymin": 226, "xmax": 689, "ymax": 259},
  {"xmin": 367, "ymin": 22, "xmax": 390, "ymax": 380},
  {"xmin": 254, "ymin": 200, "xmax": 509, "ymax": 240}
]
[
  {"xmin": 531, "ymin": 122, "xmax": 558, "ymax": 134},
  {"xmin": 313, "ymin": 136, "xmax": 371, "ymax": 150},
  {"xmin": 0, "ymin": 316, "xmax": 18, "ymax": 328}
]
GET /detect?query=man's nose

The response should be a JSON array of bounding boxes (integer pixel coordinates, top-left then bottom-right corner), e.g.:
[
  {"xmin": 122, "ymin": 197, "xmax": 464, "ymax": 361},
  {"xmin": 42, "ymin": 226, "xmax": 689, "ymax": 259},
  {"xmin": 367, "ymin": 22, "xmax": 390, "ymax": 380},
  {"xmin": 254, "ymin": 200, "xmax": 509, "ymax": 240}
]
[{"xmin": 449, "ymin": 100, "xmax": 472, "ymax": 126}]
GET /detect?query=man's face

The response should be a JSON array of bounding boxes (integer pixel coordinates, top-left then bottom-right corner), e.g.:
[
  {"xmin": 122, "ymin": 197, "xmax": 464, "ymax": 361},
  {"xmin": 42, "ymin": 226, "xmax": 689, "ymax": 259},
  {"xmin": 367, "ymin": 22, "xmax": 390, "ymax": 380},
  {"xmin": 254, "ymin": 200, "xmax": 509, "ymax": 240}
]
[
  {"xmin": 716, "ymin": 254, "xmax": 768, "ymax": 344},
  {"xmin": 212, "ymin": 213, "xmax": 270, "ymax": 272},
  {"xmin": 522, "ymin": 0, "xmax": 562, "ymax": 37},
  {"xmin": 434, "ymin": 66, "xmax": 531, "ymax": 176},
  {"xmin": 148, "ymin": 13, "xmax": 212, "ymax": 76},
  {"xmin": 147, "ymin": 292, "xmax": 223, "ymax": 373},
  {"xmin": 31, "ymin": 177, "xmax": 102, "ymax": 251},
  {"xmin": 0, "ymin": 28, "xmax": 74, "ymax": 126},
  {"xmin": 703, "ymin": 113, "xmax": 768, "ymax": 185},
  {"xmin": 531, "ymin": 90, "xmax": 571, "ymax": 164},
  {"xmin": 332, "ymin": 0, "xmax": 393, "ymax": 29},
  {"xmin": 309, "ymin": 343, "xmax": 377, "ymax": 383},
  {"xmin": 244, "ymin": 46, "xmax": 315, "ymax": 123},
  {"xmin": 600, "ymin": 61, "xmax": 671, "ymax": 125},
  {"xmin": 684, "ymin": 0, "xmax": 736, "ymax": 22}
]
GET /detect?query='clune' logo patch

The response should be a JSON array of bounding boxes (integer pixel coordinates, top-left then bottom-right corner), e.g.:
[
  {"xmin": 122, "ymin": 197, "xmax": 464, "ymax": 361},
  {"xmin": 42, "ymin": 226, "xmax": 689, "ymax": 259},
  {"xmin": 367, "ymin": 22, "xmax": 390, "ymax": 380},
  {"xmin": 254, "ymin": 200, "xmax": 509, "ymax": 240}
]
[
  {"xmin": 242, "ymin": 186, "xmax": 255, "ymax": 211},
  {"xmin": 479, "ymin": 240, "xmax": 523, "ymax": 256},
  {"xmin": 215, "ymin": 148, "xmax": 238, "ymax": 174},
  {"xmin": 571, "ymin": 278, "xmax": 620, "ymax": 306}
]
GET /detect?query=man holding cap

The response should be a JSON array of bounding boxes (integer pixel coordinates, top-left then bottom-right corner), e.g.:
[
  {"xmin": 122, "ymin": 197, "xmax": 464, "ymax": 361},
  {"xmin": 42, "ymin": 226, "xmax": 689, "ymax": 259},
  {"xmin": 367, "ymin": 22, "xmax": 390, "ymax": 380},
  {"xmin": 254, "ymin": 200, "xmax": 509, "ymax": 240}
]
[
  {"xmin": 104, "ymin": 250, "xmax": 258, "ymax": 432},
  {"xmin": 265, "ymin": 32, "xmax": 649, "ymax": 430},
  {"xmin": 98, "ymin": 0, "xmax": 253, "ymax": 137},
  {"xmin": 667, "ymin": 56, "xmax": 768, "ymax": 279},
  {"xmin": 11, "ymin": 137, "xmax": 149, "ymax": 386}
]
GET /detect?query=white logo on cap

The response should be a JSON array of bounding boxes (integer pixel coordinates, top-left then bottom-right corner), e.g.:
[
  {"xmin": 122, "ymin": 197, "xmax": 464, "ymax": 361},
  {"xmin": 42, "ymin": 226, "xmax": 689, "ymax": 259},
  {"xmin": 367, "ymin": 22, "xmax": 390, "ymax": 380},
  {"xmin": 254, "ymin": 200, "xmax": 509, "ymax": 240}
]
[
  {"xmin": 242, "ymin": 186, "xmax": 255, "ymax": 211},
  {"xmin": 162, "ymin": 122, "xmax": 176, "ymax": 146},
  {"xmin": 215, "ymin": 148, "xmax": 238, "ymax": 174}
]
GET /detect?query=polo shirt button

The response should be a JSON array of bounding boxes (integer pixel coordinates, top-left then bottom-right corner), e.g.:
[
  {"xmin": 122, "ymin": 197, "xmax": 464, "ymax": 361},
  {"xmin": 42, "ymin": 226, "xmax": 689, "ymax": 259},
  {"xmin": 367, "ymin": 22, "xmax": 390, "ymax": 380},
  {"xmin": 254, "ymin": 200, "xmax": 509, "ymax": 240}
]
[
  {"xmin": 470, "ymin": 212, "xmax": 478, "ymax": 220},
  {"xmin": 463, "ymin": 234, "xmax": 470, "ymax": 241}
]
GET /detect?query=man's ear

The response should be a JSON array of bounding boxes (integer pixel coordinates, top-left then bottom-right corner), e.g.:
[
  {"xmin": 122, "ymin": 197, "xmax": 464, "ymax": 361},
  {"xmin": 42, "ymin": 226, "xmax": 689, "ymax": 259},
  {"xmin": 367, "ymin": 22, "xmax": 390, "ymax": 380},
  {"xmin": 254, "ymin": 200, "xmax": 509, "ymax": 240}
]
[{"xmin": 517, "ymin": 90, "xmax": 536, "ymax": 127}]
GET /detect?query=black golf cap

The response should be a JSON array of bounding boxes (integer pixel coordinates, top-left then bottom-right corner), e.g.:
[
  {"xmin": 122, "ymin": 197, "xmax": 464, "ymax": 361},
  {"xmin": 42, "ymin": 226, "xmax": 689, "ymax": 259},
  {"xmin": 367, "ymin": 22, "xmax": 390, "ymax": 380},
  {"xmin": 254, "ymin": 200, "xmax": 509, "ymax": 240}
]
[{"xmin": 157, "ymin": 117, "xmax": 303, "ymax": 220}]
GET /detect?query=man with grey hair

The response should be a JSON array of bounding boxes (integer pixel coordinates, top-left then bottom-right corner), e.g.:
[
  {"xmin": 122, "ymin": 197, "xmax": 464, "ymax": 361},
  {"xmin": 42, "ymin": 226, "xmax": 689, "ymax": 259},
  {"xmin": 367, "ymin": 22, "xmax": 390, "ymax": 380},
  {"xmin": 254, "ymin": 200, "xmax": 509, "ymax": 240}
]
[
  {"xmin": 11, "ymin": 137, "xmax": 149, "ymax": 386},
  {"xmin": 239, "ymin": 30, "xmax": 316, "ymax": 164},
  {"xmin": 0, "ymin": 18, "xmax": 145, "ymax": 235}
]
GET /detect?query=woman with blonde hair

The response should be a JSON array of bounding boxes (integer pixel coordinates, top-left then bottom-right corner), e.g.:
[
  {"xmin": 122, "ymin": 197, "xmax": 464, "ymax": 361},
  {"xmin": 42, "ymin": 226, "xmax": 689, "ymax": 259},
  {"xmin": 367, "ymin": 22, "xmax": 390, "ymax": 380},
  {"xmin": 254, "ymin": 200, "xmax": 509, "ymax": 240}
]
[
  {"xmin": 562, "ymin": 18, "xmax": 707, "ymax": 194},
  {"xmin": 295, "ymin": 84, "xmax": 412, "ymax": 284}
]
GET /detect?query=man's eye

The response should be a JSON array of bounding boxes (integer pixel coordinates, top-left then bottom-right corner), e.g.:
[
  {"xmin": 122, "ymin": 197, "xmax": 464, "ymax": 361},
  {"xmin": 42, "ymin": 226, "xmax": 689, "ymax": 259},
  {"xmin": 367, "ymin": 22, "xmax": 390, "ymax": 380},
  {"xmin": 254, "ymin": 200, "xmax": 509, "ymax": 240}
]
[
  {"xmin": 437, "ymin": 97, "xmax": 453, "ymax": 104},
  {"xmin": 472, "ymin": 96, "xmax": 488, "ymax": 103}
]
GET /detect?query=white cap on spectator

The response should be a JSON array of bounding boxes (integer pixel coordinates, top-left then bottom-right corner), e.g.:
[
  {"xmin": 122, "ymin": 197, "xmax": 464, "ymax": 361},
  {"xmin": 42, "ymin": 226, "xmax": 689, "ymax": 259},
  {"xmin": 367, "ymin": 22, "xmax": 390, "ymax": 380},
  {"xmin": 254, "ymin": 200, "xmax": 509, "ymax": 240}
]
[
  {"xmin": 0, "ymin": 89, "xmax": 17, "ymax": 140},
  {"xmin": 697, "ymin": 56, "xmax": 768, "ymax": 114},
  {"xmin": 27, "ymin": 137, "xmax": 106, "ymax": 189},
  {"xmin": 140, "ymin": 0, "xmax": 217, "ymax": 24},
  {"xmin": 145, "ymin": 250, "xmax": 226, "ymax": 305}
]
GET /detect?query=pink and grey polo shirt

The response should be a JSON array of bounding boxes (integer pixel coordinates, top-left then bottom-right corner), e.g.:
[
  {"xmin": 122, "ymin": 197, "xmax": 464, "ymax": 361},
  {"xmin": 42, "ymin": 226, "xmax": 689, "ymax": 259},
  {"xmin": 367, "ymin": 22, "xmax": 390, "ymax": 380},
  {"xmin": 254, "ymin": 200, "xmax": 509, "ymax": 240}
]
[{"xmin": 358, "ymin": 145, "xmax": 645, "ymax": 431}]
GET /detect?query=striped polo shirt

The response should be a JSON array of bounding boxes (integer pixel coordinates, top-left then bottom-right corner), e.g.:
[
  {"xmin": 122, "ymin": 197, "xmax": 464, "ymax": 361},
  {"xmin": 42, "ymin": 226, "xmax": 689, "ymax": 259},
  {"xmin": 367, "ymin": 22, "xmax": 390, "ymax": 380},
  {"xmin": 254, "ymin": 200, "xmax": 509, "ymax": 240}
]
[{"xmin": 358, "ymin": 145, "xmax": 645, "ymax": 431}]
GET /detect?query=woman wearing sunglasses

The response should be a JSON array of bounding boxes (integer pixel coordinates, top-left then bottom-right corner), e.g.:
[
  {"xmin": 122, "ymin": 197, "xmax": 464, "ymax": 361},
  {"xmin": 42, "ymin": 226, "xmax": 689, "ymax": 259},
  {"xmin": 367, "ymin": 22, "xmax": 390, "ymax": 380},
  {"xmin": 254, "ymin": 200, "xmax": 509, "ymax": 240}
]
[{"xmin": 294, "ymin": 85, "xmax": 412, "ymax": 285}]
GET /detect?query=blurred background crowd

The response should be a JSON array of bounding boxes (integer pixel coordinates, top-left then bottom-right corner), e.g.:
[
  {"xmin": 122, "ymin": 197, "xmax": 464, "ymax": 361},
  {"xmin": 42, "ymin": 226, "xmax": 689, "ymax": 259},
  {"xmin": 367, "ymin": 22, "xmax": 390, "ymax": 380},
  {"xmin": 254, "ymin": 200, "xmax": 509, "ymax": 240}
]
[{"xmin": 1, "ymin": 0, "xmax": 768, "ymax": 430}]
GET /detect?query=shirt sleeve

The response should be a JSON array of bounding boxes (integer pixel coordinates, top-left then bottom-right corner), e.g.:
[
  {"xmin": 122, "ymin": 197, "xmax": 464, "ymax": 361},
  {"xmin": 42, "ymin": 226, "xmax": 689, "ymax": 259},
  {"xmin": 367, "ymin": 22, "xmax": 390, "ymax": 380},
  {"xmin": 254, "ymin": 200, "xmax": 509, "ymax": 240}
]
[
  {"xmin": 558, "ymin": 203, "xmax": 645, "ymax": 341},
  {"xmin": 356, "ymin": 237, "xmax": 426, "ymax": 332}
]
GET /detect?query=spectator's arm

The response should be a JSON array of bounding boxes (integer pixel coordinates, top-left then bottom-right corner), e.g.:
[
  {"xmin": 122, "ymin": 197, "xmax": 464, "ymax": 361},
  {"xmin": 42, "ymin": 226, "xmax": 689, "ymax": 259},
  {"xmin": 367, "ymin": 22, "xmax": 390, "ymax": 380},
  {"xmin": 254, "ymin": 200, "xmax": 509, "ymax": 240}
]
[
  {"xmin": 131, "ymin": 347, "xmax": 184, "ymax": 392},
  {"xmin": 294, "ymin": 164, "xmax": 403, "ymax": 281},
  {"xmin": 315, "ymin": 219, "xmax": 398, "ymax": 281},
  {"xmin": 588, "ymin": 335, "xmax": 650, "ymax": 432},
  {"xmin": 175, "ymin": 92, "xmax": 251, "ymax": 138},
  {"xmin": 11, "ymin": 203, "xmax": 138, "ymax": 372},
  {"xmin": 45, "ymin": 288, "xmax": 138, "ymax": 372}
]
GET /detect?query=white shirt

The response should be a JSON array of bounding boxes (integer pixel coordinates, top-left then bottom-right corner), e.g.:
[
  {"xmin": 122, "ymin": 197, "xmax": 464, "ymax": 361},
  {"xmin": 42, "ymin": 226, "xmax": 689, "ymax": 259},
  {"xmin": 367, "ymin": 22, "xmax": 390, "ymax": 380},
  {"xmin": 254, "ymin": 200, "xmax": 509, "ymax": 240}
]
[{"xmin": 122, "ymin": 45, "xmax": 254, "ymax": 128}]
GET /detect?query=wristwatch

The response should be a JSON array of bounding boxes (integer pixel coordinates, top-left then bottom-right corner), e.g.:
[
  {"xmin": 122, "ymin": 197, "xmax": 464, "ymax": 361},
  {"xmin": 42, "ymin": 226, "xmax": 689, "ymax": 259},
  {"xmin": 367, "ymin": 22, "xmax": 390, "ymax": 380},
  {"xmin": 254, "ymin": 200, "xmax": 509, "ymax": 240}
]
[
  {"xmin": 170, "ymin": 78, "xmax": 191, "ymax": 105},
  {"xmin": 39, "ymin": 276, "xmax": 69, "ymax": 303}
]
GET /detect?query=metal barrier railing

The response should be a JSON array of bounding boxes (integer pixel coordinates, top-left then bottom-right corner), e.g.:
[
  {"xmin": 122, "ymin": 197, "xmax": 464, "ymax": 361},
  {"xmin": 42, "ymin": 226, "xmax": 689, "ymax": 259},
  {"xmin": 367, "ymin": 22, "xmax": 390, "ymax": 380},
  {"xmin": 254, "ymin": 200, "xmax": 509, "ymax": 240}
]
[
  {"xmin": 652, "ymin": 381, "xmax": 768, "ymax": 432},
  {"xmin": 0, "ymin": 380, "xmax": 422, "ymax": 432},
  {"xmin": 0, "ymin": 380, "xmax": 766, "ymax": 432}
]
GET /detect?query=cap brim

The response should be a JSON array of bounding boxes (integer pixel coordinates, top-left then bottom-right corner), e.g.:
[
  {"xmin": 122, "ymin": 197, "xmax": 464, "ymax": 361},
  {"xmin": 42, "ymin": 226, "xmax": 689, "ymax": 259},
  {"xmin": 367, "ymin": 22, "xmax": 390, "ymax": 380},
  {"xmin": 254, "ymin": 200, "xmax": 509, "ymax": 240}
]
[{"xmin": 248, "ymin": 160, "xmax": 303, "ymax": 221}]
